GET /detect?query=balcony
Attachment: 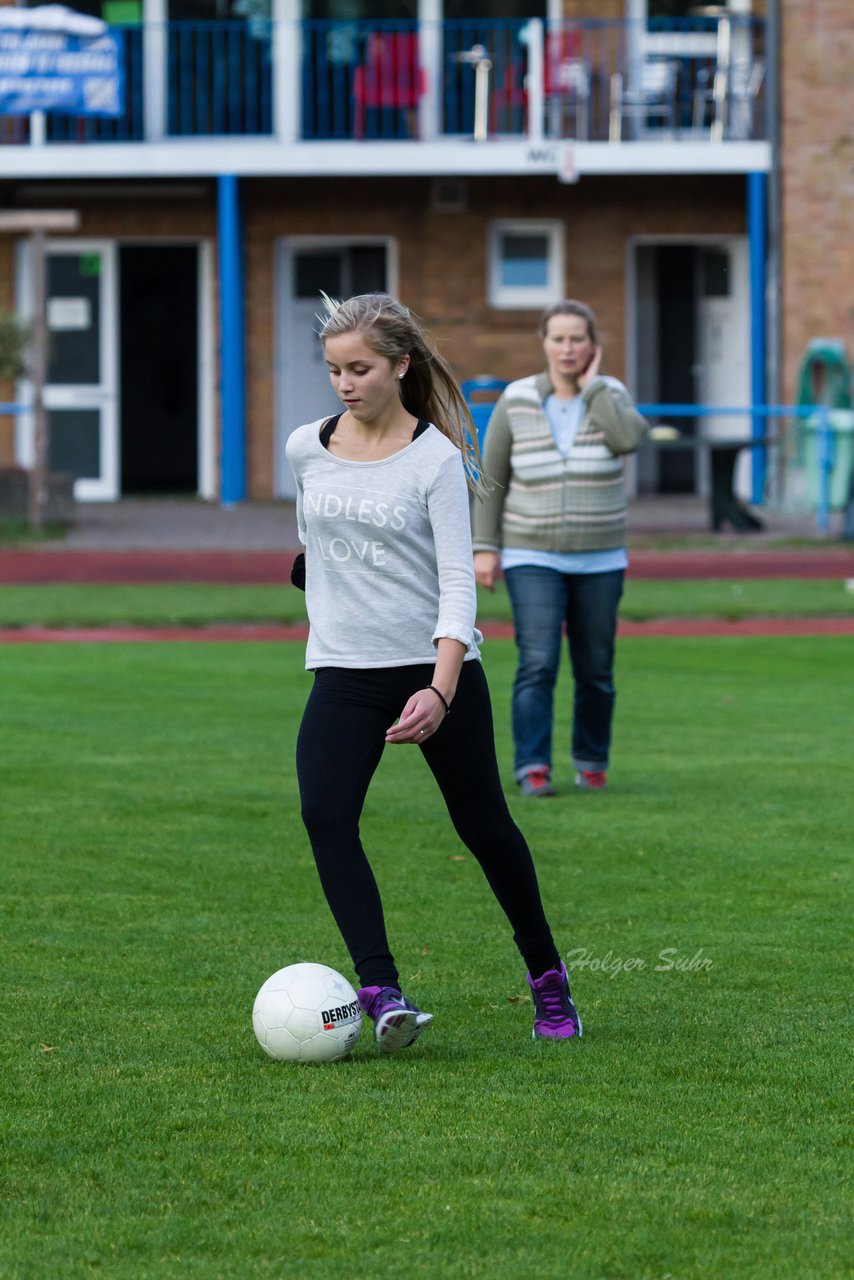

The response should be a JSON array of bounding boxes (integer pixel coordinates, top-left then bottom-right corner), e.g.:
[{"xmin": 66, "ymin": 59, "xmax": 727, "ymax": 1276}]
[{"xmin": 0, "ymin": 16, "xmax": 769, "ymax": 178}]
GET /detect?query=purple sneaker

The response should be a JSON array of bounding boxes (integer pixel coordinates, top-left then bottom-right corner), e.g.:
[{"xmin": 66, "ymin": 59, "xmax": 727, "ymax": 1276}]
[
  {"xmin": 527, "ymin": 963, "xmax": 582, "ymax": 1040},
  {"xmin": 357, "ymin": 985, "xmax": 433, "ymax": 1054}
]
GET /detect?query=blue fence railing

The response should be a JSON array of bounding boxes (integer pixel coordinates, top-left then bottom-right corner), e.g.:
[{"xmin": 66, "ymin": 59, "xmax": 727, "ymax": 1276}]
[
  {"xmin": 636, "ymin": 404, "xmax": 849, "ymax": 531},
  {"xmin": 0, "ymin": 15, "xmax": 767, "ymax": 146},
  {"xmin": 169, "ymin": 21, "xmax": 272, "ymax": 137},
  {"xmin": 3, "ymin": 399, "xmax": 844, "ymax": 531}
]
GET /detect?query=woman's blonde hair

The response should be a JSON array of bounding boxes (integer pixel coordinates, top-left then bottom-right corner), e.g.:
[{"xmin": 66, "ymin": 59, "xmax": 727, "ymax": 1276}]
[{"xmin": 318, "ymin": 292, "xmax": 483, "ymax": 492}]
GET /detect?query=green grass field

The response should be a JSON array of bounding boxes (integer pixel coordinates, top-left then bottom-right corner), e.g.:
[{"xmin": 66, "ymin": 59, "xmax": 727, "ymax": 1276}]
[
  {"xmin": 0, "ymin": 576, "xmax": 853, "ymax": 628},
  {"xmin": 3, "ymin": 635, "xmax": 851, "ymax": 1279}
]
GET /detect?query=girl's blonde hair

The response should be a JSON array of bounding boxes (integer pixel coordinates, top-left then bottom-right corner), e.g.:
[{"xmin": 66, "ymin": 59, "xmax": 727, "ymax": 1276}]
[{"xmin": 319, "ymin": 292, "xmax": 483, "ymax": 492}]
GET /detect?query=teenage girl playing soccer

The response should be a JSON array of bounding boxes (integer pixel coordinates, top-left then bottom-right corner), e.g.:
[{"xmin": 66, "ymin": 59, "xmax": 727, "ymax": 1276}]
[{"xmin": 285, "ymin": 292, "xmax": 582, "ymax": 1053}]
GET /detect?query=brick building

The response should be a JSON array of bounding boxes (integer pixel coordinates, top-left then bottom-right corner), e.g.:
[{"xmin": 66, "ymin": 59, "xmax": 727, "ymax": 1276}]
[{"xmin": 0, "ymin": 0, "xmax": 849, "ymax": 505}]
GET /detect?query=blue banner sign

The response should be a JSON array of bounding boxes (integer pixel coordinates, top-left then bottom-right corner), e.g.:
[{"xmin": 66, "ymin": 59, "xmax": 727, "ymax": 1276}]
[{"xmin": 0, "ymin": 30, "xmax": 124, "ymax": 116}]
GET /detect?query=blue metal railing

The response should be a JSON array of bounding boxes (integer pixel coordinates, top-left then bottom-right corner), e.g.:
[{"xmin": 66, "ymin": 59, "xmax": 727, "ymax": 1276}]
[
  {"xmin": 4, "ymin": 399, "xmax": 842, "ymax": 530},
  {"xmin": 0, "ymin": 15, "xmax": 766, "ymax": 145},
  {"xmin": 302, "ymin": 19, "xmax": 366, "ymax": 141},
  {"xmin": 169, "ymin": 20, "xmax": 272, "ymax": 137},
  {"xmin": 637, "ymin": 404, "xmax": 846, "ymax": 532},
  {"xmin": 443, "ymin": 19, "xmax": 530, "ymax": 139}
]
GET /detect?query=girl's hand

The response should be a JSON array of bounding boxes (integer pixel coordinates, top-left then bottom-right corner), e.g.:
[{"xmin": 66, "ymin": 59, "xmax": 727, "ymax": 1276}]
[
  {"xmin": 577, "ymin": 345, "xmax": 602, "ymax": 390},
  {"xmin": 386, "ymin": 689, "xmax": 447, "ymax": 746},
  {"xmin": 474, "ymin": 550, "xmax": 499, "ymax": 591}
]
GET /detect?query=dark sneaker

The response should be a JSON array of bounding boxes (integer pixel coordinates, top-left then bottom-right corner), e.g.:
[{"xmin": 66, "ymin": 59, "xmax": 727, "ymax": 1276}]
[
  {"xmin": 519, "ymin": 766, "xmax": 556, "ymax": 798},
  {"xmin": 357, "ymin": 985, "xmax": 433, "ymax": 1054},
  {"xmin": 527, "ymin": 963, "xmax": 583, "ymax": 1040},
  {"xmin": 575, "ymin": 770, "xmax": 607, "ymax": 791}
]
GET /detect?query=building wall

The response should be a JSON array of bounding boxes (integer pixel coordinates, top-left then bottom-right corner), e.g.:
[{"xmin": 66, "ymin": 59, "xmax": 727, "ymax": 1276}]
[
  {"xmin": 781, "ymin": 0, "xmax": 854, "ymax": 400},
  {"xmin": 564, "ymin": 0, "xmax": 624, "ymax": 19},
  {"xmin": 0, "ymin": 187, "xmax": 217, "ymax": 472},
  {"xmin": 244, "ymin": 173, "xmax": 744, "ymax": 497},
  {"xmin": 0, "ymin": 241, "xmax": 15, "ymax": 467},
  {"xmin": 2, "ymin": 170, "xmax": 745, "ymax": 498}
]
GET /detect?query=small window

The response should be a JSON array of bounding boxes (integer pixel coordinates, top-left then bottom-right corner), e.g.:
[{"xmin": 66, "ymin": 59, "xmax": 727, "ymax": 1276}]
[{"xmin": 488, "ymin": 221, "xmax": 564, "ymax": 309}]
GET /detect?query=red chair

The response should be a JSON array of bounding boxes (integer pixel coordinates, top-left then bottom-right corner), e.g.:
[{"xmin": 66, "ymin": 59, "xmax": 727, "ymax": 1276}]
[
  {"xmin": 353, "ymin": 32, "xmax": 426, "ymax": 139},
  {"xmin": 544, "ymin": 27, "xmax": 582, "ymax": 91},
  {"xmin": 488, "ymin": 28, "xmax": 589, "ymax": 139},
  {"xmin": 544, "ymin": 28, "xmax": 590, "ymax": 139},
  {"xmin": 489, "ymin": 61, "xmax": 527, "ymax": 134}
]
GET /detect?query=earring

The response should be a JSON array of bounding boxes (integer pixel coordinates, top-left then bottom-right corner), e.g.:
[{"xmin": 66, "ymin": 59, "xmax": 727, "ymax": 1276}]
[{"xmin": 399, "ymin": 372, "xmax": 405, "ymax": 380}]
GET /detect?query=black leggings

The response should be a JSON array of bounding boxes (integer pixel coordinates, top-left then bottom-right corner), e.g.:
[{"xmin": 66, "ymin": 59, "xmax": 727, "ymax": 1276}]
[{"xmin": 295, "ymin": 660, "xmax": 561, "ymax": 989}]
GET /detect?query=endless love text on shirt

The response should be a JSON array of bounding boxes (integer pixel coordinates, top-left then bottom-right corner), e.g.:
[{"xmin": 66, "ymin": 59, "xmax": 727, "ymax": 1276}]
[{"xmin": 304, "ymin": 490, "xmax": 408, "ymax": 531}]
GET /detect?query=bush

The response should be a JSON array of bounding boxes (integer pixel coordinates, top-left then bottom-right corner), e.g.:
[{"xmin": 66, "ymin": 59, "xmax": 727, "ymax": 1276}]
[{"xmin": 0, "ymin": 312, "xmax": 31, "ymax": 380}]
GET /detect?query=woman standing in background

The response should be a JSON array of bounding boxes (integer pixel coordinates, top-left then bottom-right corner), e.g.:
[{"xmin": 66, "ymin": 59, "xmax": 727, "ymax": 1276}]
[{"xmin": 473, "ymin": 301, "xmax": 647, "ymax": 797}]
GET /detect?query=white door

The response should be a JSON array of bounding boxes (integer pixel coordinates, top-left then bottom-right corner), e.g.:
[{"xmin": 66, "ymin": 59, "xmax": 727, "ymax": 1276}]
[
  {"xmin": 275, "ymin": 240, "xmax": 390, "ymax": 499},
  {"xmin": 32, "ymin": 241, "xmax": 119, "ymax": 501},
  {"xmin": 696, "ymin": 237, "xmax": 750, "ymax": 496}
]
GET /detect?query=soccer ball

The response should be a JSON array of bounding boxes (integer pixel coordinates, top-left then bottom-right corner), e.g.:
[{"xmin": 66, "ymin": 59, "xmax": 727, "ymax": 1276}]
[{"xmin": 252, "ymin": 962, "xmax": 362, "ymax": 1064}]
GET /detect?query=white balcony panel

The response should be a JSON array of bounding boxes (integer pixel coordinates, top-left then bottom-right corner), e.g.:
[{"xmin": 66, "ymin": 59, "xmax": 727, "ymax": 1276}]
[{"xmin": 0, "ymin": 137, "xmax": 770, "ymax": 180}]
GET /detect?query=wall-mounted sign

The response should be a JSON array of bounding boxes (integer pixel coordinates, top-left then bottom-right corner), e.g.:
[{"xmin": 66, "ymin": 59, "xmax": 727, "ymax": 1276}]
[
  {"xmin": 0, "ymin": 14, "xmax": 123, "ymax": 117},
  {"xmin": 48, "ymin": 297, "xmax": 92, "ymax": 331}
]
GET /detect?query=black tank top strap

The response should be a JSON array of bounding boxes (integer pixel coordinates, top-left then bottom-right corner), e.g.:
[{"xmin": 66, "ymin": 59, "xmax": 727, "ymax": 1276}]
[
  {"xmin": 321, "ymin": 415, "xmax": 429, "ymax": 449},
  {"xmin": 319, "ymin": 414, "xmax": 344, "ymax": 447}
]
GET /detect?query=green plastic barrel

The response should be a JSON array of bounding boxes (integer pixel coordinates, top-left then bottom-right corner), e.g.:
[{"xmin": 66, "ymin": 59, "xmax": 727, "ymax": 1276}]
[{"xmin": 805, "ymin": 410, "xmax": 854, "ymax": 508}]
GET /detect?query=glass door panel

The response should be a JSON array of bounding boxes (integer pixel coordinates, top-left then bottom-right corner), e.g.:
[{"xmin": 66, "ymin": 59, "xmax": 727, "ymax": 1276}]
[
  {"xmin": 42, "ymin": 242, "xmax": 118, "ymax": 500},
  {"xmin": 48, "ymin": 408, "xmax": 102, "ymax": 479},
  {"xmin": 46, "ymin": 253, "xmax": 102, "ymax": 385},
  {"xmin": 276, "ymin": 240, "xmax": 388, "ymax": 498}
]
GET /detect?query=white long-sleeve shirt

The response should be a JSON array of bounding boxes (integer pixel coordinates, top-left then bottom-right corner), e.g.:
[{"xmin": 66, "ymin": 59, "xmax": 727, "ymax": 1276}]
[{"xmin": 286, "ymin": 419, "xmax": 483, "ymax": 669}]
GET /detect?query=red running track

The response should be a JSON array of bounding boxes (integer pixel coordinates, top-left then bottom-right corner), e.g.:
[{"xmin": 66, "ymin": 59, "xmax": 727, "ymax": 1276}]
[
  {"xmin": 2, "ymin": 618, "xmax": 853, "ymax": 644},
  {"xmin": 2, "ymin": 547, "xmax": 854, "ymax": 584}
]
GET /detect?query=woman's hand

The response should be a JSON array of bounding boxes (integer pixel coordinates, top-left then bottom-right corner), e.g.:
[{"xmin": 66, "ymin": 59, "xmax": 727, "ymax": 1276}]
[
  {"xmin": 386, "ymin": 689, "xmax": 447, "ymax": 746},
  {"xmin": 474, "ymin": 550, "xmax": 500, "ymax": 591},
  {"xmin": 577, "ymin": 344, "xmax": 602, "ymax": 390},
  {"xmin": 388, "ymin": 638, "xmax": 463, "ymax": 745}
]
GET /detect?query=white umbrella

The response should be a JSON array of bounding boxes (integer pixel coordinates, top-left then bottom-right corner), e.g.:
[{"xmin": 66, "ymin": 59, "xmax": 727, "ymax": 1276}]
[{"xmin": 0, "ymin": 5, "xmax": 106, "ymax": 35}]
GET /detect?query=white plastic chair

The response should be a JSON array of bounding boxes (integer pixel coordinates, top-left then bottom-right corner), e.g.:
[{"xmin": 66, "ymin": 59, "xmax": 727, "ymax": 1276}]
[
  {"xmin": 693, "ymin": 57, "xmax": 765, "ymax": 140},
  {"xmin": 545, "ymin": 55, "xmax": 591, "ymax": 140},
  {"xmin": 728, "ymin": 58, "xmax": 765, "ymax": 138},
  {"xmin": 609, "ymin": 59, "xmax": 678, "ymax": 142}
]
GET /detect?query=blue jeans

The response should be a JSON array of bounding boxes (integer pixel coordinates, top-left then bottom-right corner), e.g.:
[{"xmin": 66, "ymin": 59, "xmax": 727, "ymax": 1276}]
[{"xmin": 503, "ymin": 566, "xmax": 625, "ymax": 777}]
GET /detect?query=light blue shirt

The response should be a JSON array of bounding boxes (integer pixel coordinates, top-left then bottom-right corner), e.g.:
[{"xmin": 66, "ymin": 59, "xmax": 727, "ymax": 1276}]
[
  {"xmin": 499, "ymin": 391, "xmax": 629, "ymax": 577},
  {"xmin": 544, "ymin": 391, "xmax": 584, "ymax": 456}
]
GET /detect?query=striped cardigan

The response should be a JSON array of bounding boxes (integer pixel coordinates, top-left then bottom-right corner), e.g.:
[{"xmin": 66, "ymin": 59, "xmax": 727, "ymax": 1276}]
[{"xmin": 471, "ymin": 371, "xmax": 648, "ymax": 554}]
